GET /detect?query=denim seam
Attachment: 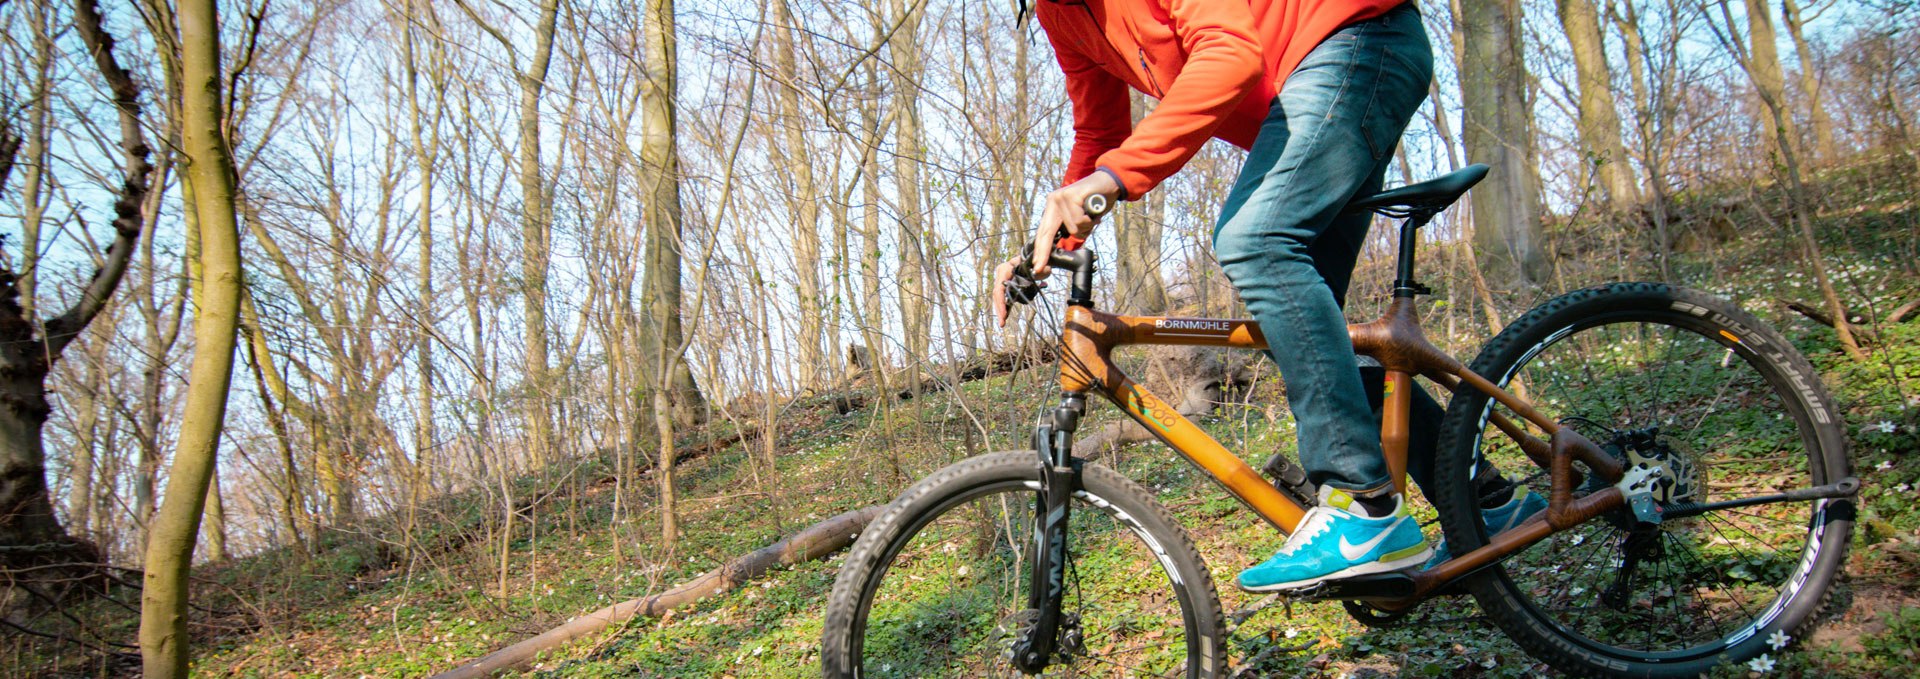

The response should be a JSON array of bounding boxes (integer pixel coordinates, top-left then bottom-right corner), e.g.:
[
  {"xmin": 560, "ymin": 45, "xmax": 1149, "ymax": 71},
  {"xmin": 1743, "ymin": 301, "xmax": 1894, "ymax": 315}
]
[{"xmin": 1270, "ymin": 33, "xmax": 1386, "ymax": 493}]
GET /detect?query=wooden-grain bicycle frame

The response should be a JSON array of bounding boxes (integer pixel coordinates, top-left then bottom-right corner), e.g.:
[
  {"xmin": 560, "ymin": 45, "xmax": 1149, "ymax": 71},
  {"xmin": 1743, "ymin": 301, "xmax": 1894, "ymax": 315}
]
[{"xmin": 1056, "ymin": 295, "xmax": 1629, "ymax": 605}]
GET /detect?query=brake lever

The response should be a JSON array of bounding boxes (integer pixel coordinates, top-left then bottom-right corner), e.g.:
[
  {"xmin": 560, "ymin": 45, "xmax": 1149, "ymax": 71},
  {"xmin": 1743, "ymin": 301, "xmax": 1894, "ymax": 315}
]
[
  {"xmin": 1003, "ymin": 193, "xmax": 1114, "ymax": 308},
  {"xmin": 1005, "ymin": 244, "xmax": 1045, "ymax": 307}
]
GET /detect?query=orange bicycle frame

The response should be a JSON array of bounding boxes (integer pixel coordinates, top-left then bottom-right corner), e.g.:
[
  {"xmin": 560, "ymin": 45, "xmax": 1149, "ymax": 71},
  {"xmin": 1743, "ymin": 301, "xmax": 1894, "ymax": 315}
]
[{"xmin": 1055, "ymin": 297, "xmax": 1629, "ymax": 602}]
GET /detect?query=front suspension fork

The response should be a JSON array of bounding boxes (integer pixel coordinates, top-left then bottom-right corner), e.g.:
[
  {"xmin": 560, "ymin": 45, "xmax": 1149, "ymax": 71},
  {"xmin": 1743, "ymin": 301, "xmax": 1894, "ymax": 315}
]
[{"xmin": 1012, "ymin": 392, "xmax": 1086, "ymax": 674}]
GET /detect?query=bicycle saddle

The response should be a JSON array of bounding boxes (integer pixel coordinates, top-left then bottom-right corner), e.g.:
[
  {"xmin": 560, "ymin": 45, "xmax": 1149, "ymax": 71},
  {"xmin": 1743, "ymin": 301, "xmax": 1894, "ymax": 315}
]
[{"xmin": 1346, "ymin": 163, "xmax": 1490, "ymax": 216}]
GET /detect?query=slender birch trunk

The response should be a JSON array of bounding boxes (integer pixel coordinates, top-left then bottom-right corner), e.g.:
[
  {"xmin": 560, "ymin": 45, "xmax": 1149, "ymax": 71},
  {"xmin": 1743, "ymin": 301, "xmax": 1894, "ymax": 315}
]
[{"xmin": 139, "ymin": 0, "xmax": 245, "ymax": 671}]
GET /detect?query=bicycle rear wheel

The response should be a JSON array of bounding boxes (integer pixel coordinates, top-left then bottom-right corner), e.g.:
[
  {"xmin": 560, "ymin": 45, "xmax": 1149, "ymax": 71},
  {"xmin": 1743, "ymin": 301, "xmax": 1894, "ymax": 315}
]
[
  {"xmin": 1435, "ymin": 283, "xmax": 1852, "ymax": 678},
  {"xmin": 822, "ymin": 452, "xmax": 1225, "ymax": 678}
]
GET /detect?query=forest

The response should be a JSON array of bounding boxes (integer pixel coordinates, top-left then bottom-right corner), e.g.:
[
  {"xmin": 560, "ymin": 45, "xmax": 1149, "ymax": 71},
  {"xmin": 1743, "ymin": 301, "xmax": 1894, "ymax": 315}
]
[{"xmin": 1, "ymin": 0, "xmax": 1917, "ymax": 675}]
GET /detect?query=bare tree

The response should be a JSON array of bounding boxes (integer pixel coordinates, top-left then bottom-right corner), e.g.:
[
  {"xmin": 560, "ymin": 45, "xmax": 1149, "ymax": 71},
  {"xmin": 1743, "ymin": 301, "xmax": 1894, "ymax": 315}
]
[
  {"xmin": 1711, "ymin": 0, "xmax": 1867, "ymax": 358},
  {"xmin": 138, "ymin": 0, "xmax": 246, "ymax": 671},
  {"xmin": 772, "ymin": 0, "xmax": 828, "ymax": 387},
  {"xmin": 452, "ymin": 0, "xmax": 561, "ymax": 469},
  {"xmin": 1458, "ymin": 0, "xmax": 1549, "ymax": 287},
  {"xmin": 1779, "ymin": 0, "xmax": 1837, "ymax": 160},
  {"xmin": 888, "ymin": 0, "xmax": 933, "ymax": 372},
  {"xmin": 1556, "ymin": 0, "xmax": 1642, "ymax": 206},
  {"xmin": 0, "ymin": 0, "xmax": 153, "ymax": 580}
]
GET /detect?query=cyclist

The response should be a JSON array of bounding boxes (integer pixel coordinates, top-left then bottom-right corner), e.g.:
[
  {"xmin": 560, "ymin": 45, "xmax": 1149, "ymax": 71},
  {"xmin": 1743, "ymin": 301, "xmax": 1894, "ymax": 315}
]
[{"xmin": 991, "ymin": 0, "xmax": 1541, "ymax": 591}]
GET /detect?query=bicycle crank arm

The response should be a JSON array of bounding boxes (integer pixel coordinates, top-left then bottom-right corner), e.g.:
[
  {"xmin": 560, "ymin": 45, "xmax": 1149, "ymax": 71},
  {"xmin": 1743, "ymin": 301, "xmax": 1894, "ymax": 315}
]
[{"xmin": 1661, "ymin": 477, "xmax": 1859, "ymax": 521}]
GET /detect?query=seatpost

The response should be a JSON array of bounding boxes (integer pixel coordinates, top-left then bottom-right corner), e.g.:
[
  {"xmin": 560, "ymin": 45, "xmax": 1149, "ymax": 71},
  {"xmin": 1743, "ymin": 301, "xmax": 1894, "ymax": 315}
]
[{"xmin": 1391, "ymin": 212, "xmax": 1435, "ymax": 298}]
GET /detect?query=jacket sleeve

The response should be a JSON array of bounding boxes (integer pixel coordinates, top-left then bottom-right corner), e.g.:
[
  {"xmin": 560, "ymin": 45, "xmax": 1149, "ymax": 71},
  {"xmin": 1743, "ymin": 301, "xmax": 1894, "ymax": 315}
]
[
  {"xmin": 1043, "ymin": 16, "xmax": 1132, "ymax": 188},
  {"xmin": 1095, "ymin": 0, "xmax": 1262, "ymax": 197}
]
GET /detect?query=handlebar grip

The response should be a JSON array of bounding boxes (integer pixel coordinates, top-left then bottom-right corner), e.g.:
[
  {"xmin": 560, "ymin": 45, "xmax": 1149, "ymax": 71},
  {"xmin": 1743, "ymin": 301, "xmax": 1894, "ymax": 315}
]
[{"xmin": 1083, "ymin": 193, "xmax": 1113, "ymax": 219}]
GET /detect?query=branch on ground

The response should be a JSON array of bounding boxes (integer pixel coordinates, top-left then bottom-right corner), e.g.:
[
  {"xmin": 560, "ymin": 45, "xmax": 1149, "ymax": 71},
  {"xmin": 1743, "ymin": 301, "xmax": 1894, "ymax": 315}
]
[
  {"xmin": 1780, "ymin": 298, "xmax": 1883, "ymax": 344},
  {"xmin": 431, "ymin": 505, "xmax": 883, "ymax": 679},
  {"xmin": 825, "ymin": 345, "xmax": 1056, "ymax": 414}
]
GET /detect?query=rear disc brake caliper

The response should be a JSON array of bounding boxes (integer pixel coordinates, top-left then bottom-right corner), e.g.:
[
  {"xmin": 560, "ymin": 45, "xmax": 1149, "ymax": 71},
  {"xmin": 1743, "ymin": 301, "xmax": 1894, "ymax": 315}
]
[{"xmin": 1615, "ymin": 464, "xmax": 1664, "ymax": 525}]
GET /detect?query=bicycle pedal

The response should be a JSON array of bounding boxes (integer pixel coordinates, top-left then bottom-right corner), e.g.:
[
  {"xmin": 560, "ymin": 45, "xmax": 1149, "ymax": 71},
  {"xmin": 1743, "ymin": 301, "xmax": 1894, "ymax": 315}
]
[{"xmin": 1279, "ymin": 572, "xmax": 1418, "ymax": 603}]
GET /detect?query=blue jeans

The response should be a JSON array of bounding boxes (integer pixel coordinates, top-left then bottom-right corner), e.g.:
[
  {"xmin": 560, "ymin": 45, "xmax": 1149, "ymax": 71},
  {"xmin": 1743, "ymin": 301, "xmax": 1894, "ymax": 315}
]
[{"xmin": 1212, "ymin": 4, "xmax": 1434, "ymax": 495}]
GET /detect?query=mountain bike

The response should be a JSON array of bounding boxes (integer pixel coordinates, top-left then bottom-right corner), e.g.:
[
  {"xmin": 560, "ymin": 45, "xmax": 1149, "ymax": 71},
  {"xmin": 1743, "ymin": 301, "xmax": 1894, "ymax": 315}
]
[{"xmin": 820, "ymin": 164, "xmax": 1857, "ymax": 677}]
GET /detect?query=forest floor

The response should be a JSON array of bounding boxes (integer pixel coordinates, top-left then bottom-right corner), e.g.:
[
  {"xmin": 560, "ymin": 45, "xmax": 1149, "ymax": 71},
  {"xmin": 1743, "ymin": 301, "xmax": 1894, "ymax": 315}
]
[{"xmin": 13, "ymin": 156, "xmax": 1920, "ymax": 678}]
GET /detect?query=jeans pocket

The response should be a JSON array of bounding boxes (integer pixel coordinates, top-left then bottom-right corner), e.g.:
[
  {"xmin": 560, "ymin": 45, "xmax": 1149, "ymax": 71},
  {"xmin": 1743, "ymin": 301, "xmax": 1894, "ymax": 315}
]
[{"xmin": 1358, "ymin": 33, "xmax": 1434, "ymax": 160}]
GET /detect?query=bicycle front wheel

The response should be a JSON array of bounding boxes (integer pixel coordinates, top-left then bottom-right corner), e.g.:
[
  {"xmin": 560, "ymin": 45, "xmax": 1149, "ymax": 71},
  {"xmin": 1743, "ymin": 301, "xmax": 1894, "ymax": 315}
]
[
  {"xmin": 822, "ymin": 452, "xmax": 1225, "ymax": 678},
  {"xmin": 1435, "ymin": 283, "xmax": 1853, "ymax": 678}
]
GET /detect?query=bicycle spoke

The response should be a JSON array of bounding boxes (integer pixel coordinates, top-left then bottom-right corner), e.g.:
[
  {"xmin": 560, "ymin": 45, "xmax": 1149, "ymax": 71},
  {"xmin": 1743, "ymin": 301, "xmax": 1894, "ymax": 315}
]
[{"xmin": 1448, "ymin": 290, "xmax": 1849, "ymax": 669}]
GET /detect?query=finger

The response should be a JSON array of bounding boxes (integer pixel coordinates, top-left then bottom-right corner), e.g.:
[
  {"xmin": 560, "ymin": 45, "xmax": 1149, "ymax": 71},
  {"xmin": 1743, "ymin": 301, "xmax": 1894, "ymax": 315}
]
[
  {"xmin": 1030, "ymin": 216, "xmax": 1058, "ymax": 278},
  {"xmin": 992, "ymin": 262, "xmax": 1012, "ymax": 327},
  {"xmin": 1066, "ymin": 210, "xmax": 1095, "ymax": 238},
  {"xmin": 1031, "ymin": 235, "xmax": 1054, "ymax": 278}
]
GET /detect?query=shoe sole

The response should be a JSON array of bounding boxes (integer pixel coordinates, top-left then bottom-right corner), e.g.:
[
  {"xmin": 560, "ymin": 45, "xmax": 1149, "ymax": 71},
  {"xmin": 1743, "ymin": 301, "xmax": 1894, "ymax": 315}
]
[{"xmin": 1237, "ymin": 546, "xmax": 1435, "ymax": 593}]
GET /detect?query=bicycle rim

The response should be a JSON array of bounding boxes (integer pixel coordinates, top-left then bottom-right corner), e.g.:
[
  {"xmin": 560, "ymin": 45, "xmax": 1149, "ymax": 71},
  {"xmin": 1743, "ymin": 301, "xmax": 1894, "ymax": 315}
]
[
  {"xmin": 846, "ymin": 479, "xmax": 1205, "ymax": 677},
  {"xmin": 1451, "ymin": 289, "xmax": 1848, "ymax": 667}
]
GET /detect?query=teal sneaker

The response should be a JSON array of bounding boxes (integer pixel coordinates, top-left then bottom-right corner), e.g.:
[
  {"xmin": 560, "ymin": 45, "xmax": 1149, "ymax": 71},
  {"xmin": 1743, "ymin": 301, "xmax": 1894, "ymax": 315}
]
[
  {"xmin": 1236, "ymin": 486, "xmax": 1431, "ymax": 592},
  {"xmin": 1424, "ymin": 487, "xmax": 1548, "ymax": 568}
]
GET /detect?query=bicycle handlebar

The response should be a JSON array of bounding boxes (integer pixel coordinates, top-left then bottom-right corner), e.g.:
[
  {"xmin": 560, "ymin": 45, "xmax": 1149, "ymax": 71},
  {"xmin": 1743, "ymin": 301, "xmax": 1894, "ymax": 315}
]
[{"xmin": 1005, "ymin": 194, "xmax": 1112, "ymax": 308}]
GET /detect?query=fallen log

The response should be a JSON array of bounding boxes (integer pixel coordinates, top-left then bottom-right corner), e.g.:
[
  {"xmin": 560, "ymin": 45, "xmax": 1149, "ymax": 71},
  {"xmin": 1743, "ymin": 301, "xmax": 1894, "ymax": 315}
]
[
  {"xmin": 1078, "ymin": 346, "xmax": 1258, "ymax": 457},
  {"xmin": 1780, "ymin": 298, "xmax": 1882, "ymax": 344},
  {"xmin": 826, "ymin": 345, "xmax": 1056, "ymax": 415},
  {"xmin": 432, "ymin": 505, "xmax": 882, "ymax": 679}
]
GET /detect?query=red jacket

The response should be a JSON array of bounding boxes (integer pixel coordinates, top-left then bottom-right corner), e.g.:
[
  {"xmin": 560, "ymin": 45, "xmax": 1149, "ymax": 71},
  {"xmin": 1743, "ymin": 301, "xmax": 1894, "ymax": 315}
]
[{"xmin": 1038, "ymin": 0, "xmax": 1404, "ymax": 197}]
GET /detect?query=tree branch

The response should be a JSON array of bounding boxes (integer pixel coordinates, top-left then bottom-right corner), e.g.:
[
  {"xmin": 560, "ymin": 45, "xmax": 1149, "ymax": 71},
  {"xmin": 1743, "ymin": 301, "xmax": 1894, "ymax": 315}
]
[{"xmin": 42, "ymin": 0, "xmax": 155, "ymax": 360}]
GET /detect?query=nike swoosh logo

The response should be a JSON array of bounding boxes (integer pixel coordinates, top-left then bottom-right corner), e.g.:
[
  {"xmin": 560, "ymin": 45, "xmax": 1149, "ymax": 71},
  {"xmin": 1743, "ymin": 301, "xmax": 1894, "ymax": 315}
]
[{"xmin": 1338, "ymin": 518, "xmax": 1405, "ymax": 561}]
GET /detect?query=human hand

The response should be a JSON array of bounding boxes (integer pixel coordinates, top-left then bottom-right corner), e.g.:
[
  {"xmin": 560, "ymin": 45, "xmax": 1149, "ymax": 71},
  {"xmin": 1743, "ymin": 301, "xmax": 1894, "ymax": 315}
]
[
  {"xmin": 994, "ymin": 172, "xmax": 1121, "ymax": 327},
  {"xmin": 1027, "ymin": 171, "xmax": 1121, "ymax": 279}
]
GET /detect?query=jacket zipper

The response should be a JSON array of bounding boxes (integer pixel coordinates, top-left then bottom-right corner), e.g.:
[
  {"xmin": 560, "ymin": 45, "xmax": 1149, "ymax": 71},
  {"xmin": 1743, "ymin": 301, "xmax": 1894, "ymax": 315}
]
[{"xmin": 1138, "ymin": 50, "xmax": 1165, "ymax": 97}]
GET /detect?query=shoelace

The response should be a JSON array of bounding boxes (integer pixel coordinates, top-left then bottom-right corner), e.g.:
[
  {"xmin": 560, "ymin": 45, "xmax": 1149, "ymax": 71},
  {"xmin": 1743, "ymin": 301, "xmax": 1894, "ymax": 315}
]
[{"xmin": 1275, "ymin": 508, "xmax": 1334, "ymax": 556}]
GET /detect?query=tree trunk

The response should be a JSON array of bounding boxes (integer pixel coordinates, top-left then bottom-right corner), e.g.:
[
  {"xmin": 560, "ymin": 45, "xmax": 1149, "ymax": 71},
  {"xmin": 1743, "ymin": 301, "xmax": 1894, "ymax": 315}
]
[
  {"xmin": 639, "ymin": 0, "xmax": 707, "ymax": 429},
  {"xmin": 641, "ymin": 0, "xmax": 686, "ymax": 546},
  {"xmin": 66, "ymin": 341, "xmax": 105, "ymax": 538},
  {"xmin": 857, "ymin": 66, "xmax": 890, "ymax": 385},
  {"xmin": 1114, "ymin": 93, "xmax": 1171, "ymax": 314},
  {"xmin": 140, "ymin": 0, "xmax": 245, "ymax": 671},
  {"xmin": 1742, "ymin": 0, "xmax": 1798, "ymax": 163},
  {"xmin": 1555, "ymin": 0, "xmax": 1639, "ymax": 206},
  {"xmin": 773, "ymin": 0, "xmax": 827, "ymax": 388},
  {"xmin": 516, "ymin": 0, "xmax": 561, "ymax": 469},
  {"xmin": 888, "ymin": 0, "xmax": 932, "ymax": 372},
  {"xmin": 1458, "ymin": 0, "xmax": 1549, "ymax": 287},
  {"xmin": 241, "ymin": 290, "xmax": 308, "ymax": 549},
  {"xmin": 1779, "ymin": 0, "xmax": 1835, "ymax": 161},
  {"xmin": 402, "ymin": 0, "xmax": 442, "ymax": 514},
  {"xmin": 205, "ymin": 468, "xmax": 228, "ymax": 562},
  {"xmin": 16, "ymin": 0, "xmax": 53, "ymax": 322},
  {"xmin": 432, "ymin": 505, "xmax": 882, "ymax": 679}
]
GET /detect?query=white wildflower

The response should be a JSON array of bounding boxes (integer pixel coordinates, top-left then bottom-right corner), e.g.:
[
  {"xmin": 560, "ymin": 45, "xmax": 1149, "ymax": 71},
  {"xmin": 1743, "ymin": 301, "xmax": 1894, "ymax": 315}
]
[
  {"xmin": 1748, "ymin": 654, "xmax": 1776, "ymax": 673},
  {"xmin": 1767, "ymin": 630, "xmax": 1791, "ymax": 650},
  {"xmin": 1879, "ymin": 460, "xmax": 1895, "ymax": 471},
  {"xmin": 1874, "ymin": 420, "xmax": 1898, "ymax": 434},
  {"xmin": 1284, "ymin": 628, "xmax": 1299, "ymax": 639}
]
